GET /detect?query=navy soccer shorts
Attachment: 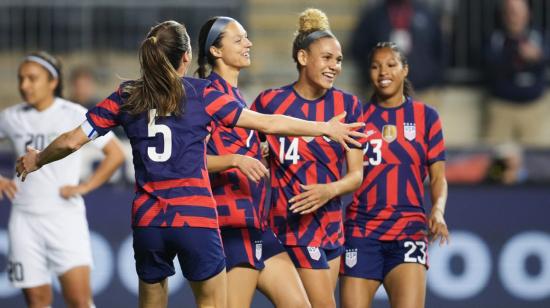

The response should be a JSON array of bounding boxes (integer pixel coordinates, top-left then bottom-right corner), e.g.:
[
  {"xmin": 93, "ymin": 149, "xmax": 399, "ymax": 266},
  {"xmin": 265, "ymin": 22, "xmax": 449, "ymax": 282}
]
[
  {"xmin": 340, "ymin": 236, "xmax": 429, "ymax": 281},
  {"xmin": 133, "ymin": 226, "xmax": 226, "ymax": 283},
  {"xmin": 221, "ymin": 227, "xmax": 286, "ymax": 271}
]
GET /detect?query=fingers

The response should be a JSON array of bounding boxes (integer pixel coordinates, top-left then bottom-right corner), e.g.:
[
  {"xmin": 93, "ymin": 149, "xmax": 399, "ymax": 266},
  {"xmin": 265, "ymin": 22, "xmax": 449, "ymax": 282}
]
[
  {"xmin": 344, "ymin": 136, "xmax": 362, "ymax": 148},
  {"xmin": 340, "ymin": 139, "xmax": 351, "ymax": 152},
  {"xmin": 346, "ymin": 122, "xmax": 366, "ymax": 129},
  {"xmin": 6, "ymin": 184, "xmax": 17, "ymax": 200}
]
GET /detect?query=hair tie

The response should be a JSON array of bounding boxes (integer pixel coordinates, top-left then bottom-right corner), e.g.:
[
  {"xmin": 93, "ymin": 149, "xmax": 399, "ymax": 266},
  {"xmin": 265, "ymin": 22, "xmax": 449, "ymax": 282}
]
[
  {"xmin": 204, "ymin": 17, "xmax": 236, "ymax": 54},
  {"xmin": 150, "ymin": 36, "xmax": 158, "ymax": 44},
  {"xmin": 24, "ymin": 56, "xmax": 59, "ymax": 79},
  {"xmin": 300, "ymin": 30, "xmax": 334, "ymax": 49}
]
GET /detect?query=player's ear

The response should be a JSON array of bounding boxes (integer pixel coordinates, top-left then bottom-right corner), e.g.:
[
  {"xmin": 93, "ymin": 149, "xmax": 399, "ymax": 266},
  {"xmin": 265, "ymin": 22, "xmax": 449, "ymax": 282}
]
[{"xmin": 297, "ymin": 49, "xmax": 308, "ymax": 66}]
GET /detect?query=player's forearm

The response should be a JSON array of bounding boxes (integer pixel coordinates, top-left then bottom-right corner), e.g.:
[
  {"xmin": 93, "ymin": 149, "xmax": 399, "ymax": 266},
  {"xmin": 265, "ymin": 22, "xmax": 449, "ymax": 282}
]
[
  {"xmin": 327, "ymin": 168, "xmax": 363, "ymax": 198},
  {"xmin": 262, "ymin": 114, "xmax": 328, "ymax": 137},
  {"xmin": 37, "ymin": 127, "xmax": 90, "ymax": 168},
  {"xmin": 206, "ymin": 154, "xmax": 239, "ymax": 173},
  {"xmin": 80, "ymin": 138, "xmax": 125, "ymax": 194},
  {"xmin": 237, "ymin": 109, "xmax": 327, "ymax": 137},
  {"xmin": 430, "ymin": 176, "xmax": 448, "ymax": 214}
]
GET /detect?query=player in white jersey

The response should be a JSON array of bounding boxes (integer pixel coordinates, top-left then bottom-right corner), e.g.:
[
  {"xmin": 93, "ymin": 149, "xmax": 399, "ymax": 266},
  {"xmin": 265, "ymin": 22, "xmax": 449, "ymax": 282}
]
[{"xmin": 0, "ymin": 51, "xmax": 125, "ymax": 308}]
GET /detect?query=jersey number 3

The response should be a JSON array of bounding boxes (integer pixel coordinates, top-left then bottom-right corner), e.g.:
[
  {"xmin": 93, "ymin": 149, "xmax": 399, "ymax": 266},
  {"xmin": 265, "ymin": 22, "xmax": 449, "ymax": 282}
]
[{"xmin": 147, "ymin": 109, "xmax": 172, "ymax": 162}]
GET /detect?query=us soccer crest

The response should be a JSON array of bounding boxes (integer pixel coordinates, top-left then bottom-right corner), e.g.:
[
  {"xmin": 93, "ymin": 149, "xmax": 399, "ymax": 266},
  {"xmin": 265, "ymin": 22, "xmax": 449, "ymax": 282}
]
[
  {"xmin": 255, "ymin": 241, "xmax": 262, "ymax": 260},
  {"xmin": 404, "ymin": 122, "xmax": 416, "ymax": 141},
  {"xmin": 345, "ymin": 249, "xmax": 358, "ymax": 268},
  {"xmin": 307, "ymin": 247, "xmax": 321, "ymax": 261},
  {"xmin": 382, "ymin": 125, "xmax": 397, "ymax": 143}
]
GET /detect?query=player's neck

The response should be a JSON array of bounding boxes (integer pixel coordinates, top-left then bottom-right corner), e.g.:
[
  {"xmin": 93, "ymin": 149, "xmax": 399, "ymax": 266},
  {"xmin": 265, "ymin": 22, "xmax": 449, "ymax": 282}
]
[
  {"xmin": 376, "ymin": 94, "xmax": 405, "ymax": 108},
  {"xmin": 293, "ymin": 78, "xmax": 327, "ymax": 100},
  {"xmin": 32, "ymin": 96, "xmax": 56, "ymax": 112},
  {"xmin": 213, "ymin": 66, "xmax": 240, "ymax": 87}
]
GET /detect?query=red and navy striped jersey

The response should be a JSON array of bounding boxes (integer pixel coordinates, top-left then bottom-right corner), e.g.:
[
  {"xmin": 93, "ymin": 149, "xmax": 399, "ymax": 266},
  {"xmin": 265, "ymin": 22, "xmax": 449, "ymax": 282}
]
[
  {"xmin": 86, "ymin": 77, "xmax": 244, "ymax": 228},
  {"xmin": 206, "ymin": 72, "xmax": 266, "ymax": 229},
  {"xmin": 345, "ymin": 97, "xmax": 446, "ymax": 241},
  {"xmin": 251, "ymin": 84, "xmax": 363, "ymax": 249}
]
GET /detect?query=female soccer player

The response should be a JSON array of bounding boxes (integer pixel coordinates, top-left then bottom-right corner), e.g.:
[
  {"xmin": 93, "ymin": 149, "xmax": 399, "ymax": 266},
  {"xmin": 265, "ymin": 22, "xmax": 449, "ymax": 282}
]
[
  {"xmin": 15, "ymin": 20, "xmax": 365, "ymax": 308},
  {"xmin": 340, "ymin": 42, "xmax": 449, "ymax": 308},
  {"xmin": 0, "ymin": 51, "xmax": 124, "ymax": 308},
  {"xmin": 196, "ymin": 16, "xmax": 309, "ymax": 308},
  {"xmin": 251, "ymin": 9, "xmax": 365, "ymax": 308}
]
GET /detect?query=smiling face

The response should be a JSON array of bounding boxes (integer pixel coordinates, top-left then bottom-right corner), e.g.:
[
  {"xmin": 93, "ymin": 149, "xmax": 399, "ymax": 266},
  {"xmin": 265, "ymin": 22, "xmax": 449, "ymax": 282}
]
[
  {"xmin": 369, "ymin": 47, "xmax": 409, "ymax": 103},
  {"xmin": 213, "ymin": 21, "xmax": 252, "ymax": 69},
  {"xmin": 299, "ymin": 37, "xmax": 342, "ymax": 90},
  {"xmin": 18, "ymin": 61, "xmax": 58, "ymax": 110}
]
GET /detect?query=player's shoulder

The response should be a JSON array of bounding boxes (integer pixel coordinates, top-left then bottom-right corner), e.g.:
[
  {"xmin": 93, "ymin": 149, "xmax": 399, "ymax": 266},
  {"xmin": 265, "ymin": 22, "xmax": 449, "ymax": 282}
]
[
  {"xmin": 411, "ymin": 98, "xmax": 440, "ymax": 118},
  {"xmin": 0, "ymin": 102, "xmax": 28, "ymax": 116},
  {"xmin": 183, "ymin": 77, "xmax": 212, "ymax": 97}
]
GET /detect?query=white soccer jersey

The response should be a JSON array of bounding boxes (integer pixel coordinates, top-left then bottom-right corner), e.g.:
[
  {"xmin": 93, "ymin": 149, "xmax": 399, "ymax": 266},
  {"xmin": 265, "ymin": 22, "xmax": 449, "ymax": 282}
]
[{"xmin": 0, "ymin": 98, "xmax": 113, "ymax": 214}]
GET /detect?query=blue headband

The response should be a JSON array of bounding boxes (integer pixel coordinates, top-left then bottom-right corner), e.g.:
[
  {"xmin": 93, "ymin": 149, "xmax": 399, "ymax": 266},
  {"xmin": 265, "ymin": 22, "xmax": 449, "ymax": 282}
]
[
  {"xmin": 204, "ymin": 17, "xmax": 236, "ymax": 54},
  {"xmin": 301, "ymin": 30, "xmax": 334, "ymax": 49}
]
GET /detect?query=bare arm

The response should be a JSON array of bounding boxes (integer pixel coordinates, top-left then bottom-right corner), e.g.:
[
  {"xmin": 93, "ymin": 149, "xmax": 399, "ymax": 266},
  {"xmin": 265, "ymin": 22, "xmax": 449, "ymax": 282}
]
[
  {"xmin": 428, "ymin": 161, "xmax": 449, "ymax": 245},
  {"xmin": 0, "ymin": 174, "xmax": 17, "ymax": 201},
  {"xmin": 60, "ymin": 137, "xmax": 125, "ymax": 198},
  {"xmin": 206, "ymin": 154, "xmax": 268, "ymax": 183},
  {"xmin": 16, "ymin": 126, "xmax": 91, "ymax": 181},
  {"xmin": 289, "ymin": 148, "xmax": 364, "ymax": 214},
  {"xmin": 235, "ymin": 109, "xmax": 365, "ymax": 151}
]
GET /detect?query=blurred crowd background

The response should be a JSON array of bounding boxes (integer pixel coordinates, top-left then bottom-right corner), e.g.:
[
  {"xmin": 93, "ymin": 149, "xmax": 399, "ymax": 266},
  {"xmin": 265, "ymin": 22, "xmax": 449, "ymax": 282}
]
[
  {"xmin": 1, "ymin": 0, "xmax": 549, "ymax": 185},
  {"xmin": 0, "ymin": 0, "xmax": 549, "ymax": 307}
]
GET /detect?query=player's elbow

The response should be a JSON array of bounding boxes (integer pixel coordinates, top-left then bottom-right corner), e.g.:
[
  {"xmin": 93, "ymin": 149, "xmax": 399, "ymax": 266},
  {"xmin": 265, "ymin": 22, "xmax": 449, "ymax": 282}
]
[{"xmin": 350, "ymin": 170, "xmax": 364, "ymax": 190}]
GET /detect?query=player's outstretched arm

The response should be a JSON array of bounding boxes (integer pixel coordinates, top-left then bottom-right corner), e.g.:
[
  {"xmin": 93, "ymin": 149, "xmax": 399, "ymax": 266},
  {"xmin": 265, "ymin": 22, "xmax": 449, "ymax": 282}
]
[
  {"xmin": 60, "ymin": 137, "xmax": 125, "ymax": 198},
  {"xmin": 207, "ymin": 154, "xmax": 268, "ymax": 183},
  {"xmin": 428, "ymin": 161, "xmax": 449, "ymax": 246},
  {"xmin": 16, "ymin": 126, "xmax": 91, "ymax": 181},
  {"xmin": 235, "ymin": 109, "xmax": 366, "ymax": 151}
]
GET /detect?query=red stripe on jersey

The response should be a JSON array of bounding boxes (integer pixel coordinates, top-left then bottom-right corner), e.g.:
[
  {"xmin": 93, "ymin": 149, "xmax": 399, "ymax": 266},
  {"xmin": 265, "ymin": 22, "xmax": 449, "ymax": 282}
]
[
  {"xmin": 172, "ymin": 213, "xmax": 218, "ymax": 228},
  {"xmin": 205, "ymin": 89, "xmax": 233, "ymax": 114},
  {"xmin": 381, "ymin": 111, "xmax": 389, "ymax": 122},
  {"xmin": 396, "ymin": 108, "xmax": 420, "ymax": 163},
  {"xmin": 213, "ymin": 80, "xmax": 223, "ymax": 91},
  {"xmin": 410, "ymin": 165, "xmax": 424, "ymax": 197},
  {"xmin": 297, "ymin": 214, "xmax": 313, "ymax": 239},
  {"xmin": 413, "ymin": 102, "xmax": 426, "ymax": 140},
  {"xmin": 316, "ymin": 100, "xmax": 325, "ymax": 121},
  {"xmin": 133, "ymin": 193, "xmax": 150, "ymax": 214},
  {"xmin": 367, "ymin": 183, "xmax": 378, "ymax": 211},
  {"xmin": 429, "ymin": 140, "xmax": 445, "ymax": 160},
  {"xmin": 364, "ymin": 104, "xmax": 376, "ymax": 121},
  {"xmin": 429, "ymin": 118, "xmax": 442, "ymax": 140},
  {"xmin": 89, "ymin": 113, "xmax": 116, "ymax": 128},
  {"xmin": 363, "ymin": 209, "xmax": 393, "ymax": 237},
  {"xmin": 406, "ymin": 180, "xmax": 420, "ymax": 205},
  {"xmin": 97, "ymin": 98, "xmax": 120, "ymax": 114},
  {"xmin": 275, "ymin": 92, "xmax": 296, "ymax": 115},
  {"xmin": 241, "ymin": 229, "xmax": 255, "ymax": 265},
  {"xmin": 386, "ymin": 166, "xmax": 398, "ymax": 205},
  {"xmin": 167, "ymin": 196, "xmax": 215, "ymax": 206},
  {"xmin": 259, "ymin": 90, "xmax": 280, "ymax": 110},
  {"xmin": 143, "ymin": 178, "xmax": 210, "ymax": 191},
  {"xmin": 138, "ymin": 201, "xmax": 162, "ymax": 225},
  {"xmin": 333, "ymin": 91, "xmax": 345, "ymax": 115},
  {"xmin": 301, "ymin": 103, "xmax": 309, "ymax": 116}
]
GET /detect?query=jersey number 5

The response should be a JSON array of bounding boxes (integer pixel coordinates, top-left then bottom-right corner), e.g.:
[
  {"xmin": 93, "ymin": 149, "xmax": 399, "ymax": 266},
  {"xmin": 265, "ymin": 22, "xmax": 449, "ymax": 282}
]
[{"xmin": 147, "ymin": 109, "xmax": 172, "ymax": 162}]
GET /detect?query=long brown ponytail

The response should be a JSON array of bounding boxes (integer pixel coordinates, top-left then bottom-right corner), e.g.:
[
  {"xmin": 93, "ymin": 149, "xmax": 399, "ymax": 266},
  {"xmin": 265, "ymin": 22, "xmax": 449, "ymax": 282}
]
[{"xmin": 123, "ymin": 20, "xmax": 190, "ymax": 116}]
